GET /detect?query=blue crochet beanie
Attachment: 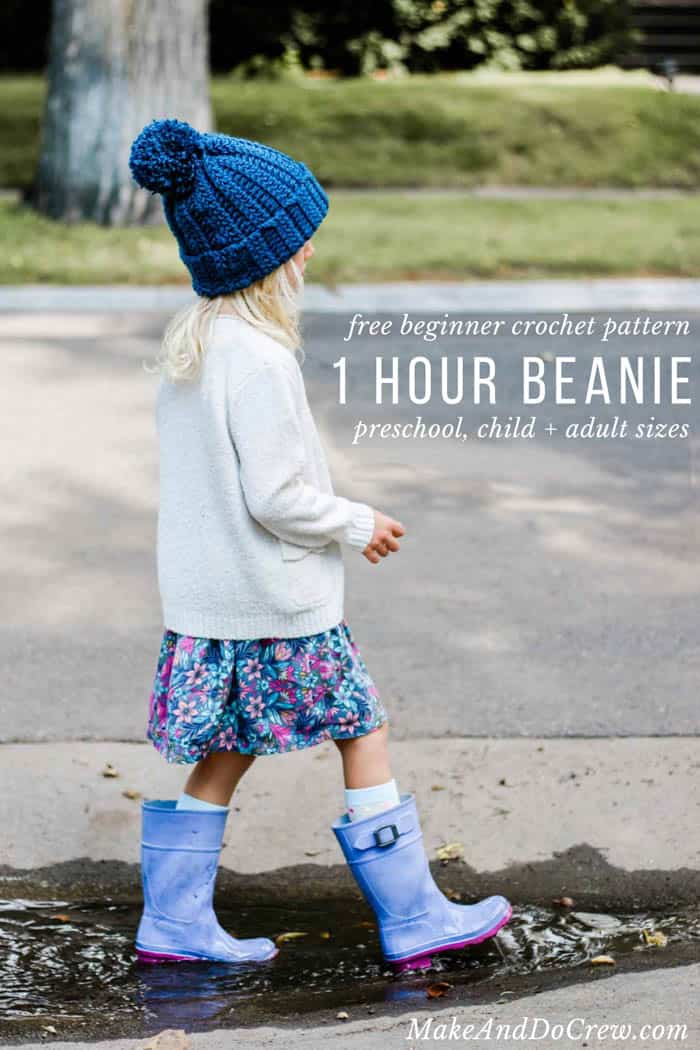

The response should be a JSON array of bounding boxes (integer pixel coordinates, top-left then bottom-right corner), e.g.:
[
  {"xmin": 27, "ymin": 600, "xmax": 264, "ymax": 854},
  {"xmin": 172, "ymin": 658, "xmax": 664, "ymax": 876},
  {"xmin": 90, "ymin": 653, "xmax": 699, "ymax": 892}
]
[{"xmin": 129, "ymin": 119, "xmax": 329, "ymax": 297}]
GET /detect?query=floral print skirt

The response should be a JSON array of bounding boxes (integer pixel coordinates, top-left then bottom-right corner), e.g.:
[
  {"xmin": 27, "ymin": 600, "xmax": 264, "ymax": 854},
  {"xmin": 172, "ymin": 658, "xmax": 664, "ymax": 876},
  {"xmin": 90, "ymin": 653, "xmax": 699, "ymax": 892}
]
[{"xmin": 147, "ymin": 618, "xmax": 388, "ymax": 763}]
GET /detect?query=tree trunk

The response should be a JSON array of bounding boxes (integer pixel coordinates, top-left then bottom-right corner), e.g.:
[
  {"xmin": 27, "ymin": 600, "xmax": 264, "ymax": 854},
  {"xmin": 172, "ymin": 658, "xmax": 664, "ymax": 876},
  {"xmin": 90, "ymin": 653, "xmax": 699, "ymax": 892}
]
[{"xmin": 35, "ymin": 0, "xmax": 211, "ymax": 225}]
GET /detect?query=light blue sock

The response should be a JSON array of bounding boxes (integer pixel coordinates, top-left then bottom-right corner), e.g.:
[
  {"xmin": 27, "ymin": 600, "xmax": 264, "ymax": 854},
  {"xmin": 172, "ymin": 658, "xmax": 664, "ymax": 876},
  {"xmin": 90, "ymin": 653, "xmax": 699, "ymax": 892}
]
[
  {"xmin": 175, "ymin": 791, "xmax": 229, "ymax": 812},
  {"xmin": 345, "ymin": 779, "xmax": 400, "ymax": 822}
]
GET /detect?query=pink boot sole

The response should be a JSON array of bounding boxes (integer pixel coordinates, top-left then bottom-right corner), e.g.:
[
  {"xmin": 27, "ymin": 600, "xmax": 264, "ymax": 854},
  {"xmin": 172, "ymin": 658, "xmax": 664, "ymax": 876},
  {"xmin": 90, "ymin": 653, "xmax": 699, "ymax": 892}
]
[
  {"xmin": 136, "ymin": 947, "xmax": 280, "ymax": 965},
  {"xmin": 391, "ymin": 903, "xmax": 513, "ymax": 973},
  {"xmin": 136, "ymin": 948, "xmax": 207, "ymax": 964}
]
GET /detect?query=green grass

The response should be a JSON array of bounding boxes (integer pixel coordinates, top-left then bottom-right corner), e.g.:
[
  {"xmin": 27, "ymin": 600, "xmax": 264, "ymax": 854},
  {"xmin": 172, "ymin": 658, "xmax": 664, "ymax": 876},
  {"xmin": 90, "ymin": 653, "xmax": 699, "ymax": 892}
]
[
  {"xmin": 3, "ymin": 72, "xmax": 700, "ymax": 191},
  {"xmin": 3, "ymin": 193, "xmax": 699, "ymax": 284}
]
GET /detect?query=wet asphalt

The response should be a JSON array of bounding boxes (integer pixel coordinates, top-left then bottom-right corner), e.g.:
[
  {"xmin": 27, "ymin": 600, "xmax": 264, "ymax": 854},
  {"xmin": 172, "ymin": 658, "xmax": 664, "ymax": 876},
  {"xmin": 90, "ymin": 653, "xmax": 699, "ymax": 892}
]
[{"xmin": 2, "ymin": 854, "xmax": 700, "ymax": 1043}]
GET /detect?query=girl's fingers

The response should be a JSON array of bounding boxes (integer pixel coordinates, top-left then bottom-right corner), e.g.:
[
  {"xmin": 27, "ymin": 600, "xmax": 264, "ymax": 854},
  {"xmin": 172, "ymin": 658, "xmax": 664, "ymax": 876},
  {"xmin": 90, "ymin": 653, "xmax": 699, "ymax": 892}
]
[
  {"xmin": 376, "ymin": 532, "xmax": 400, "ymax": 552},
  {"xmin": 391, "ymin": 522, "xmax": 406, "ymax": 536},
  {"xmin": 364, "ymin": 530, "xmax": 402, "ymax": 562}
]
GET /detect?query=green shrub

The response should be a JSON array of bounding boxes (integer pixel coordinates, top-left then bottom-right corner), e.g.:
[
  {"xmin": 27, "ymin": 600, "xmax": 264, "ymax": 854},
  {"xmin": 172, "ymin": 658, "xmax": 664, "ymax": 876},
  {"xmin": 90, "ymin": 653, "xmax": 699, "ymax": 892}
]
[{"xmin": 225, "ymin": 1, "xmax": 637, "ymax": 77}]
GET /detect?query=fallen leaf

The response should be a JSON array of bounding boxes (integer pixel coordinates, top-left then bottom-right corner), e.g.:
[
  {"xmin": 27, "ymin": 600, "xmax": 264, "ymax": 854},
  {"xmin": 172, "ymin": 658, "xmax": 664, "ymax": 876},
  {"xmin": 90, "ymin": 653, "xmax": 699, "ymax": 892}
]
[
  {"xmin": 42, "ymin": 1026, "xmax": 57, "ymax": 1034},
  {"xmin": 356, "ymin": 920, "xmax": 375, "ymax": 929},
  {"xmin": 275, "ymin": 931, "xmax": 308, "ymax": 945},
  {"xmin": 552, "ymin": 896, "xmax": 575, "ymax": 908},
  {"xmin": 431, "ymin": 784, "xmax": 445, "ymax": 791},
  {"xmin": 573, "ymin": 912, "xmax": 622, "ymax": 934},
  {"xmin": 101, "ymin": 763, "xmax": 119, "ymax": 779},
  {"xmin": 304, "ymin": 850, "xmax": 321, "ymax": 857},
  {"xmin": 122, "ymin": 789, "xmax": 142, "ymax": 800},
  {"xmin": 50, "ymin": 913, "xmax": 71, "ymax": 922},
  {"xmin": 445, "ymin": 889, "xmax": 462, "ymax": 902},
  {"xmin": 436, "ymin": 841, "xmax": 464, "ymax": 864},
  {"xmin": 320, "ymin": 931, "xmax": 331, "ymax": 940},
  {"xmin": 642, "ymin": 928, "xmax": 668, "ymax": 948},
  {"xmin": 139, "ymin": 1031, "xmax": 191, "ymax": 1050},
  {"xmin": 590, "ymin": 955, "xmax": 616, "ymax": 966},
  {"xmin": 426, "ymin": 981, "xmax": 451, "ymax": 999},
  {"xmin": 336, "ymin": 1010, "xmax": 349, "ymax": 1021}
]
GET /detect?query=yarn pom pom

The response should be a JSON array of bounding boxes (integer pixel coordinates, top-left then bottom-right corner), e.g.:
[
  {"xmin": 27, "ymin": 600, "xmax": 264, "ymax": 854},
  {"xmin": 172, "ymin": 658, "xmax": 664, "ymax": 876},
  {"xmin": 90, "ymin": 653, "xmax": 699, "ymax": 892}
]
[{"xmin": 129, "ymin": 119, "xmax": 203, "ymax": 198}]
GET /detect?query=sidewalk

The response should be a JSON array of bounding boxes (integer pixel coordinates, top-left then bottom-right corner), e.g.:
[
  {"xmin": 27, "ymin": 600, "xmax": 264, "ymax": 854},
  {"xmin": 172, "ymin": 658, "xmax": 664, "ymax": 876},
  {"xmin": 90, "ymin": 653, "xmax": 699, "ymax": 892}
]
[
  {"xmin": 2, "ymin": 738, "xmax": 698, "ymax": 896},
  {"xmin": 1, "ymin": 277, "xmax": 699, "ymax": 314}
]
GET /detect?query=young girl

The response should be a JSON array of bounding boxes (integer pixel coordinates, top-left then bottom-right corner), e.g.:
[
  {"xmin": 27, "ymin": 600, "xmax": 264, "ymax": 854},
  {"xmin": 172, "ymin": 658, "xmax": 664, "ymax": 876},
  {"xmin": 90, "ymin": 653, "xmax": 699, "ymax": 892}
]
[{"xmin": 129, "ymin": 119, "xmax": 511, "ymax": 973}]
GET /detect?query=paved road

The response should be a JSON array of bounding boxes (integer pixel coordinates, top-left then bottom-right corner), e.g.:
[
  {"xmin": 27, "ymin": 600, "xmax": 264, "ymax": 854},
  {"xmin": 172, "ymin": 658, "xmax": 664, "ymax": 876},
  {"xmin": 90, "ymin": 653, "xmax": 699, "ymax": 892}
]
[{"xmin": 1, "ymin": 307, "xmax": 697, "ymax": 742}]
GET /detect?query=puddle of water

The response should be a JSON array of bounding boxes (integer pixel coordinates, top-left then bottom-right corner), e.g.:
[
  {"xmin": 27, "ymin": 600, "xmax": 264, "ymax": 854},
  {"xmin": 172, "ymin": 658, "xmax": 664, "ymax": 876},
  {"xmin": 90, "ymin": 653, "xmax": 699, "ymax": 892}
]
[{"xmin": 1, "ymin": 897, "xmax": 698, "ymax": 1036}]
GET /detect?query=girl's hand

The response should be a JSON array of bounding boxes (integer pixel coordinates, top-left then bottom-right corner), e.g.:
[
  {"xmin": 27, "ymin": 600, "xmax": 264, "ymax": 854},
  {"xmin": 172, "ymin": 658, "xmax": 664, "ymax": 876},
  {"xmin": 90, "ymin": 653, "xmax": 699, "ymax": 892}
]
[{"xmin": 363, "ymin": 511, "xmax": 405, "ymax": 564}]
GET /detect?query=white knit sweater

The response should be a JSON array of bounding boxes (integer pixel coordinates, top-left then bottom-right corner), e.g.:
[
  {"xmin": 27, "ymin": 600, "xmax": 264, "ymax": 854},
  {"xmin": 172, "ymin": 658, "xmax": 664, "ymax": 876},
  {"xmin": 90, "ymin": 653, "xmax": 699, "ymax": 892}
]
[{"xmin": 155, "ymin": 315, "xmax": 376, "ymax": 639}]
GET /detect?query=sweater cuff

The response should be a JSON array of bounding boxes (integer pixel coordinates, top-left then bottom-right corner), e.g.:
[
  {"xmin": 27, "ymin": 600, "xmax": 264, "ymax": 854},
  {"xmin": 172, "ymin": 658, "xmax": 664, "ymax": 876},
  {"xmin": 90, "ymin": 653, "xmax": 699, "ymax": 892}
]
[{"xmin": 343, "ymin": 502, "xmax": 375, "ymax": 550}]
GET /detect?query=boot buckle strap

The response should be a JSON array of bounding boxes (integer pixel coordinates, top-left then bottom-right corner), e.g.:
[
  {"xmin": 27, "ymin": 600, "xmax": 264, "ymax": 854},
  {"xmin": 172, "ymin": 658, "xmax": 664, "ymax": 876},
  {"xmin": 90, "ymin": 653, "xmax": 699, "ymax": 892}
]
[
  {"xmin": 352, "ymin": 811, "xmax": 415, "ymax": 850},
  {"xmin": 373, "ymin": 823, "xmax": 400, "ymax": 848}
]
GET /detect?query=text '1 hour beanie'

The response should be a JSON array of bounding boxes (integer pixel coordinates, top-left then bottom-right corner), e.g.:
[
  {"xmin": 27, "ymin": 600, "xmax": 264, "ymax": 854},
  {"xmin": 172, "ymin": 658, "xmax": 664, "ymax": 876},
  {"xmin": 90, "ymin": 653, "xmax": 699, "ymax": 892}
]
[{"xmin": 129, "ymin": 119, "xmax": 329, "ymax": 297}]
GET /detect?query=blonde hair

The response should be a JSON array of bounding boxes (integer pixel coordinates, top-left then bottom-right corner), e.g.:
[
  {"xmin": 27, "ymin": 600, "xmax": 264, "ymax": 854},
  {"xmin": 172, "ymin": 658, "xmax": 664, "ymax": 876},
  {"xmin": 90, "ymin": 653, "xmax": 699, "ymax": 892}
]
[{"xmin": 152, "ymin": 258, "xmax": 303, "ymax": 382}]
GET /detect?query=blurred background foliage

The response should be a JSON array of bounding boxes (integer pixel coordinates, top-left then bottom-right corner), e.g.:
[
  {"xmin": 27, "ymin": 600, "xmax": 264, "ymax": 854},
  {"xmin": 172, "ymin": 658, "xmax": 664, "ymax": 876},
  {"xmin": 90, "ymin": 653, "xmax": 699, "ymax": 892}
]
[{"xmin": 0, "ymin": 0, "xmax": 635, "ymax": 77}]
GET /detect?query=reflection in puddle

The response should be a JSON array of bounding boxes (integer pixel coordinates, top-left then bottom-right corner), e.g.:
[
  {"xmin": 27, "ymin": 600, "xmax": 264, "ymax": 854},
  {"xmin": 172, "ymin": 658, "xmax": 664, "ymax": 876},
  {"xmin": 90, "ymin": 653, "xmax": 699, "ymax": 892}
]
[{"xmin": 2, "ymin": 897, "xmax": 698, "ymax": 1036}]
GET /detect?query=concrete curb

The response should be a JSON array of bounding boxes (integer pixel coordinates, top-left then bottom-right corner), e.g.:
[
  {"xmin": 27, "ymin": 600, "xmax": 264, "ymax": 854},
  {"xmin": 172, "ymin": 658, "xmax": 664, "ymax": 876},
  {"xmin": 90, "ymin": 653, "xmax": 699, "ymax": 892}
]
[
  {"xmin": 0, "ymin": 279, "xmax": 699, "ymax": 314},
  {"xmin": 3, "ymin": 738, "xmax": 698, "ymax": 875}
]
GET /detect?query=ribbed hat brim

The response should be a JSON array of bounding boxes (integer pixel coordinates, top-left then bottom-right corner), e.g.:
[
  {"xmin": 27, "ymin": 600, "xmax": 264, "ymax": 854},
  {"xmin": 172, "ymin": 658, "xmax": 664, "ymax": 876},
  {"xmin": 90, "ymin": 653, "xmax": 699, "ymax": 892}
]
[{"xmin": 180, "ymin": 170, "xmax": 329, "ymax": 297}]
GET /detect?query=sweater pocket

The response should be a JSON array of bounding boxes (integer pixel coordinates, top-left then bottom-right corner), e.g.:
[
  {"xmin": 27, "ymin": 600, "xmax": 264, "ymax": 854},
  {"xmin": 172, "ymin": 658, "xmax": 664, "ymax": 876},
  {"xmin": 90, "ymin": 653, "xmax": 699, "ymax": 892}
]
[{"xmin": 278, "ymin": 539, "xmax": 332, "ymax": 609}]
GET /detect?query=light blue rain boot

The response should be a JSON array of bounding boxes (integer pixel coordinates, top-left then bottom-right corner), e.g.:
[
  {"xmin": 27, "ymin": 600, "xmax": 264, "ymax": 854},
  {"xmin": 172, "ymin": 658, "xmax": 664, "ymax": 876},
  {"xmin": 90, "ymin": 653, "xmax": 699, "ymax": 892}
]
[
  {"xmin": 332, "ymin": 794, "xmax": 512, "ymax": 971},
  {"xmin": 135, "ymin": 800, "xmax": 278, "ymax": 964}
]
